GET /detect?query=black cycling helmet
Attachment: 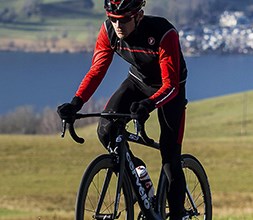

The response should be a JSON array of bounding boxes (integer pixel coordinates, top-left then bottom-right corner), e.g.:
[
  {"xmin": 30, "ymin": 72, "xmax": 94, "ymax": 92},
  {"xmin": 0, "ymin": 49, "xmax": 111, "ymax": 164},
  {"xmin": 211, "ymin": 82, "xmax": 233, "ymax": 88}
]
[{"xmin": 104, "ymin": 0, "xmax": 146, "ymax": 18}]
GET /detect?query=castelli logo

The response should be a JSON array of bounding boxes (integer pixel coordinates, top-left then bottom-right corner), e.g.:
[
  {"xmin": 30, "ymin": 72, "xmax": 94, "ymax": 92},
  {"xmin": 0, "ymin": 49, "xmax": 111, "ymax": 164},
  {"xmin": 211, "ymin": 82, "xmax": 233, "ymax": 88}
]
[{"xmin": 148, "ymin": 37, "xmax": 155, "ymax": 45}]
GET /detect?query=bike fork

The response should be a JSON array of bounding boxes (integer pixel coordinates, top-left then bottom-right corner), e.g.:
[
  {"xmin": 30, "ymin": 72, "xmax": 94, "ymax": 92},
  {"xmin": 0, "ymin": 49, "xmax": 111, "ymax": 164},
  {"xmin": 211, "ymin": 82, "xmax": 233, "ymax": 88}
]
[
  {"xmin": 94, "ymin": 168, "xmax": 114, "ymax": 219},
  {"xmin": 94, "ymin": 135, "xmax": 126, "ymax": 220},
  {"xmin": 185, "ymin": 185, "xmax": 199, "ymax": 216}
]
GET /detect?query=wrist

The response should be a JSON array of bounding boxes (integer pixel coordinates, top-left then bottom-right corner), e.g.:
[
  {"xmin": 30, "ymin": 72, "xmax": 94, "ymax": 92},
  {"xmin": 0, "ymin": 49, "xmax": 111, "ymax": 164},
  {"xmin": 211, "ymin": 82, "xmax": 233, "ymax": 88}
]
[
  {"xmin": 142, "ymin": 98, "xmax": 155, "ymax": 112},
  {"xmin": 71, "ymin": 96, "xmax": 84, "ymax": 112}
]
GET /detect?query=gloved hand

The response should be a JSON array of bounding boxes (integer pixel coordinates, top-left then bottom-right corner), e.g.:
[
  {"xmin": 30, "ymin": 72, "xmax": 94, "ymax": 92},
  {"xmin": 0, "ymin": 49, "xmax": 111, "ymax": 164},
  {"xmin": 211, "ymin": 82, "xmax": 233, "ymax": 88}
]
[
  {"xmin": 57, "ymin": 96, "xmax": 84, "ymax": 123},
  {"xmin": 130, "ymin": 99, "xmax": 155, "ymax": 123}
]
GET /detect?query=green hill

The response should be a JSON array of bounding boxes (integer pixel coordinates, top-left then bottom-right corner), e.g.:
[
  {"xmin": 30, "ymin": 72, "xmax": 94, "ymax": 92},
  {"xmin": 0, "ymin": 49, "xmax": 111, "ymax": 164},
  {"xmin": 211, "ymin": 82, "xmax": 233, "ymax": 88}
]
[
  {"xmin": 0, "ymin": 0, "xmax": 106, "ymax": 52},
  {"xmin": 0, "ymin": 91, "xmax": 253, "ymax": 219}
]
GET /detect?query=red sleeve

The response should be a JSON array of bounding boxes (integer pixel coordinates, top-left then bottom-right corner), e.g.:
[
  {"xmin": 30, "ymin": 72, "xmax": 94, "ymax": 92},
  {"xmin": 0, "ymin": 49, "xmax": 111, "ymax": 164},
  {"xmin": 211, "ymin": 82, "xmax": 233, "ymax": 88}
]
[
  {"xmin": 75, "ymin": 22, "xmax": 114, "ymax": 103},
  {"xmin": 149, "ymin": 29, "xmax": 180, "ymax": 108}
]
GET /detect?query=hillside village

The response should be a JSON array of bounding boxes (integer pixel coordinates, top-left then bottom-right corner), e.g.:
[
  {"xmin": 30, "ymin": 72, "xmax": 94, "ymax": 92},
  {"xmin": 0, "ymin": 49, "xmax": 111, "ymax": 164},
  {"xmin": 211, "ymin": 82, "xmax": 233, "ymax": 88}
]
[{"xmin": 180, "ymin": 11, "xmax": 253, "ymax": 56}]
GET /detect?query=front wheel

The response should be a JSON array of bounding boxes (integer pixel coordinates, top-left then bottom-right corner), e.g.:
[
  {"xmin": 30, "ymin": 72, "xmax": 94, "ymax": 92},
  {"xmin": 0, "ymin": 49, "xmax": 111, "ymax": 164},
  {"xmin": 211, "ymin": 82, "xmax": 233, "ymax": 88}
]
[
  {"xmin": 75, "ymin": 154, "xmax": 134, "ymax": 220},
  {"xmin": 159, "ymin": 154, "xmax": 212, "ymax": 220}
]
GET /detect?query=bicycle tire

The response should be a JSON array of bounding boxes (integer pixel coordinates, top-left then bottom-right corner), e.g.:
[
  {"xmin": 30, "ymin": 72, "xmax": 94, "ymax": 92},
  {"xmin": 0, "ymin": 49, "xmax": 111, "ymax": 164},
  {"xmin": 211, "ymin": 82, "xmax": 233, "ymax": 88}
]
[
  {"xmin": 75, "ymin": 154, "xmax": 134, "ymax": 220},
  {"xmin": 159, "ymin": 154, "xmax": 212, "ymax": 220}
]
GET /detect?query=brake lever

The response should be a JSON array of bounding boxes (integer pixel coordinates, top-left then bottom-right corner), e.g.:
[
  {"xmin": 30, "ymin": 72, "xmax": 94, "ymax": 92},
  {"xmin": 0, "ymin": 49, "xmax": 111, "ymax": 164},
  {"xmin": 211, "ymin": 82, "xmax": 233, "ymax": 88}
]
[
  {"xmin": 134, "ymin": 119, "xmax": 155, "ymax": 145},
  {"xmin": 133, "ymin": 119, "xmax": 141, "ymax": 136},
  {"xmin": 61, "ymin": 119, "xmax": 67, "ymax": 138}
]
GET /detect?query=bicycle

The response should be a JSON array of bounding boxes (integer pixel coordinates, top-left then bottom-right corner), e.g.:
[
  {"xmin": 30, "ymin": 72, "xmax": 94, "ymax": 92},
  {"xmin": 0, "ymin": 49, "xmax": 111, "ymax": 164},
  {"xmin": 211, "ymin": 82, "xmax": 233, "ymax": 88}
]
[{"xmin": 60, "ymin": 112, "xmax": 212, "ymax": 220}]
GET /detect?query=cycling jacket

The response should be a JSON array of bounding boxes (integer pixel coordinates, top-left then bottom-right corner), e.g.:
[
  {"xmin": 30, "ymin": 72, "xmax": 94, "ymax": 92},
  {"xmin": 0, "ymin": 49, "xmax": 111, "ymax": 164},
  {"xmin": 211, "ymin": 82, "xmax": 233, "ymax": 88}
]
[{"xmin": 76, "ymin": 15, "xmax": 187, "ymax": 108}]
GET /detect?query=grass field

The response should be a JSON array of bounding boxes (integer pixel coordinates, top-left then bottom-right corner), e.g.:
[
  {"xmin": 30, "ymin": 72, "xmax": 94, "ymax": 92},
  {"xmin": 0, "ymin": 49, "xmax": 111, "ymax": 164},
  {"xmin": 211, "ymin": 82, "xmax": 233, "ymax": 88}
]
[
  {"xmin": 0, "ymin": 0, "xmax": 106, "ymax": 52},
  {"xmin": 1, "ymin": 91, "xmax": 253, "ymax": 220}
]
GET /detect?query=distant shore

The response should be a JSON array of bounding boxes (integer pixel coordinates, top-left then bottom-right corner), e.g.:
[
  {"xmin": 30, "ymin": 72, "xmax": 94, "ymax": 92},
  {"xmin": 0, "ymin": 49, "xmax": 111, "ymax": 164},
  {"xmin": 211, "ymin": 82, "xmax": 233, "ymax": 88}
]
[
  {"xmin": 1, "ymin": 36, "xmax": 253, "ymax": 56},
  {"xmin": 0, "ymin": 38, "xmax": 94, "ymax": 53}
]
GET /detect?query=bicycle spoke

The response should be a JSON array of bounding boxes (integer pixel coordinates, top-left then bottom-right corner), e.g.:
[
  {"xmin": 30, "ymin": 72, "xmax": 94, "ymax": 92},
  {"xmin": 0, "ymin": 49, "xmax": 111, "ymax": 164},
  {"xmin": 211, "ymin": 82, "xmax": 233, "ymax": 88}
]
[
  {"xmin": 181, "ymin": 156, "xmax": 211, "ymax": 220},
  {"xmin": 86, "ymin": 194, "xmax": 96, "ymax": 212},
  {"xmin": 76, "ymin": 156, "xmax": 133, "ymax": 220}
]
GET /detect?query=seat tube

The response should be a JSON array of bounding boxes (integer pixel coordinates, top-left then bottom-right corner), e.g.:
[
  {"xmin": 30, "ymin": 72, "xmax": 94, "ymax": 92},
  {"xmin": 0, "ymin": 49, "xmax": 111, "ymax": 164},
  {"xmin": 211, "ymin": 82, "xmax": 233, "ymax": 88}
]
[{"xmin": 155, "ymin": 167, "xmax": 167, "ymax": 214}]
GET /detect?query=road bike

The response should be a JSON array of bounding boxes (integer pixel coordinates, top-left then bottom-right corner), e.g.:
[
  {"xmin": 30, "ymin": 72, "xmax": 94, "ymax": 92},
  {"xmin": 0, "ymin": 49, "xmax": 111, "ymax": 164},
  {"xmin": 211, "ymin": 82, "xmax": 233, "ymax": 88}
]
[{"xmin": 60, "ymin": 112, "xmax": 212, "ymax": 220}]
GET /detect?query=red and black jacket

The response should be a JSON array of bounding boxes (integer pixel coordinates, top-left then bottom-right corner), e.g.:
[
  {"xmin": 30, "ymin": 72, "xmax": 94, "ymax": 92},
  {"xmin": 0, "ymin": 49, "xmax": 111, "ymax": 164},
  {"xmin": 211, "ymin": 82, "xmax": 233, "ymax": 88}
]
[{"xmin": 76, "ymin": 15, "xmax": 187, "ymax": 108}]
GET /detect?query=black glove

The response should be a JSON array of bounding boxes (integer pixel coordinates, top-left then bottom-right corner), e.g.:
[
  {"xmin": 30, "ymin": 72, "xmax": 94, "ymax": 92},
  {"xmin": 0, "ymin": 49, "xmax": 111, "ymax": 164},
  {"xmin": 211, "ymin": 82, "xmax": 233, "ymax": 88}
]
[
  {"xmin": 57, "ymin": 96, "xmax": 84, "ymax": 123},
  {"xmin": 130, "ymin": 99, "xmax": 155, "ymax": 123}
]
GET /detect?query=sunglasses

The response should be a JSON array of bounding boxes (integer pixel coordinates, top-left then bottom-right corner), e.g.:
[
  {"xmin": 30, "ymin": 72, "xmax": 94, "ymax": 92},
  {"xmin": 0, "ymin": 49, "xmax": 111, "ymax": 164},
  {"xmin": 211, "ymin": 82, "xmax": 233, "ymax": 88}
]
[{"xmin": 108, "ymin": 15, "xmax": 134, "ymax": 24}]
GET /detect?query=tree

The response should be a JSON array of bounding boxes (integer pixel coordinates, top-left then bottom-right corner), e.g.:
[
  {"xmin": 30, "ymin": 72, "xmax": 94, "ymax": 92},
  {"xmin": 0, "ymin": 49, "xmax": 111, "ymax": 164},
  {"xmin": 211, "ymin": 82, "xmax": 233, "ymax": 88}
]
[
  {"xmin": 146, "ymin": 0, "xmax": 212, "ymax": 26},
  {"xmin": 84, "ymin": 0, "xmax": 94, "ymax": 9},
  {"xmin": 22, "ymin": 0, "xmax": 42, "ymax": 17},
  {"xmin": 0, "ymin": 98, "xmax": 106, "ymax": 134},
  {"xmin": 37, "ymin": 107, "xmax": 61, "ymax": 134},
  {"xmin": 0, "ymin": 7, "xmax": 17, "ymax": 23},
  {"xmin": 0, "ymin": 106, "xmax": 39, "ymax": 134}
]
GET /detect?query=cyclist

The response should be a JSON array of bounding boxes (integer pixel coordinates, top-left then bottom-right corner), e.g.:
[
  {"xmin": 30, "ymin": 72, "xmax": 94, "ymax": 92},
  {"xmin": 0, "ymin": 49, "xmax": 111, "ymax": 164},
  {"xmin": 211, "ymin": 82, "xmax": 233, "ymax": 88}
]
[{"xmin": 57, "ymin": 0, "xmax": 188, "ymax": 219}]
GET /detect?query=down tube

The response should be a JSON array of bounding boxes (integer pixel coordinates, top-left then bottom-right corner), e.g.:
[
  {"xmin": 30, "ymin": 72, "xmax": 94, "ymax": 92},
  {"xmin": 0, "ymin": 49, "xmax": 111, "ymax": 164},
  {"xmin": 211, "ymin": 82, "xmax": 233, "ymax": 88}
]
[{"xmin": 124, "ymin": 149, "xmax": 163, "ymax": 220}]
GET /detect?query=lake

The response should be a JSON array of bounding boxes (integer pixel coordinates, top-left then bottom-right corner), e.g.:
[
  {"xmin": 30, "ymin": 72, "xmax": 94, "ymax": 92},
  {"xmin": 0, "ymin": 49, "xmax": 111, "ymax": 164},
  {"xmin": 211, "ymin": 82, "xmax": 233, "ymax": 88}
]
[{"xmin": 0, "ymin": 52, "xmax": 253, "ymax": 114}]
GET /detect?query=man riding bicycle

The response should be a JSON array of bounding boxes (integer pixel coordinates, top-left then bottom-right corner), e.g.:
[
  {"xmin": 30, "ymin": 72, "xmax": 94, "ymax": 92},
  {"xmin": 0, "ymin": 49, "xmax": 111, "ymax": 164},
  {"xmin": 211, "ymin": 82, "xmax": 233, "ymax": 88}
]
[{"xmin": 58, "ymin": 0, "xmax": 188, "ymax": 219}]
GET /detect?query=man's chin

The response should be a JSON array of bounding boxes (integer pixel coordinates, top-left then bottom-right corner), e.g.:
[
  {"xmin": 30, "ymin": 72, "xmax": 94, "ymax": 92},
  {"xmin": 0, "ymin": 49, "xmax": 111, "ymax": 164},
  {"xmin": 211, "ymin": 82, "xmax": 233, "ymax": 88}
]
[{"xmin": 116, "ymin": 32, "xmax": 128, "ymax": 39}]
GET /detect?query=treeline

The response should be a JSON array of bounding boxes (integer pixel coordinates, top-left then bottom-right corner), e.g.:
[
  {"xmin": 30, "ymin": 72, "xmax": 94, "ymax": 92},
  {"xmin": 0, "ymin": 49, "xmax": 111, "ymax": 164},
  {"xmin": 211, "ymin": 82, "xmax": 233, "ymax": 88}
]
[
  {"xmin": 146, "ymin": 0, "xmax": 253, "ymax": 27},
  {"xmin": 0, "ymin": 98, "xmax": 106, "ymax": 135},
  {"xmin": 0, "ymin": 0, "xmax": 41, "ymax": 23},
  {"xmin": 1, "ymin": 0, "xmax": 253, "ymax": 26},
  {"xmin": 0, "ymin": 0, "xmax": 94, "ymax": 23}
]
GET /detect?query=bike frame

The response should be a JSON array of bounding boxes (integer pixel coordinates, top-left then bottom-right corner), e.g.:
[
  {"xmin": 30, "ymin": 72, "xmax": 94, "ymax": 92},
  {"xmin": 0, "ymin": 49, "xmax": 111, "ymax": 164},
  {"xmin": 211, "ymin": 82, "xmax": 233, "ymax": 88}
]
[
  {"xmin": 112, "ymin": 129, "xmax": 163, "ymax": 219},
  {"xmin": 78, "ymin": 114, "xmax": 165, "ymax": 220},
  {"xmin": 61, "ymin": 112, "xmax": 203, "ymax": 220}
]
